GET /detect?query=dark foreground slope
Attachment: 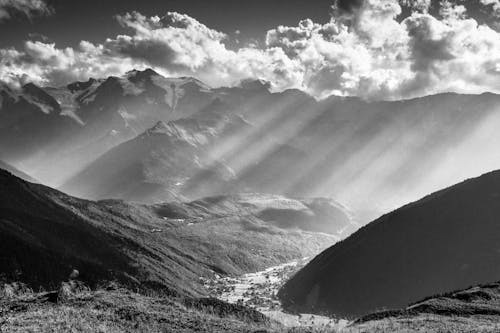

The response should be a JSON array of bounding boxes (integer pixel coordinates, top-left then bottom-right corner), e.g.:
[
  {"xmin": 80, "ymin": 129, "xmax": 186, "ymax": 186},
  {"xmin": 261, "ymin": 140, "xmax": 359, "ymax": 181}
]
[
  {"xmin": 0, "ymin": 286, "xmax": 275, "ymax": 333},
  {"xmin": 279, "ymin": 169, "xmax": 500, "ymax": 318},
  {"xmin": 0, "ymin": 160, "xmax": 37, "ymax": 182},
  {"xmin": 0, "ymin": 169, "xmax": 344, "ymax": 296},
  {"xmin": 347, "ymin": 281, "xmax": 500, "ymax": 333},
  {"xmin": 0, "ymin": 168, "xmax": 199, "ymax": 294}
]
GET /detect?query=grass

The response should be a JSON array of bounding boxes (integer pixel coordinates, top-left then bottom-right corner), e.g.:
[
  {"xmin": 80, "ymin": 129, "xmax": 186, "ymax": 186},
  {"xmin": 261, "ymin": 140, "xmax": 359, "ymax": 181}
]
[
  {"xmin": 346, "ymin": 314, "xmax": 500, "ymax": 333},
  {"xmin": 3, "ymin": 281, "xmax": 500, "ymax": 333},
  {"xmin": 345, "ymin": 281, "xmax": 500, "ymax": 333},
  {"xmin": 0, "ymin": 284, "xmax": 277, "ymax": 333}
]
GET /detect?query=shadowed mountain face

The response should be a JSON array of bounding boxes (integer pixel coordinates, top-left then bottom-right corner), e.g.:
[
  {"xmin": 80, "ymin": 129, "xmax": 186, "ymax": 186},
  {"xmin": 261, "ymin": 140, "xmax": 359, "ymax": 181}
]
[
  {"xmin": 0, "ymin": 169, "xmax": 348, "ymax": 294},
  {"xmin": 0, "ymin": 160, "xmax": 37, "ymax": 183},
  {"xmin": 3, "ymin": 69, "xmax": 500, "ymax": 220},
  {"xmin": 278, "ymin": 170, "xmax": 500, "ymax": 318},
  {"xmin": 0, "ymin": 82, "xmax": 78, "ymax": 162}
]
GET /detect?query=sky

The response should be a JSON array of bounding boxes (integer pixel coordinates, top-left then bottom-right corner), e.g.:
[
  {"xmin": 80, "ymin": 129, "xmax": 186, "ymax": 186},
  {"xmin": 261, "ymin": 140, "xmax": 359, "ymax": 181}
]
[
  {"xmin": 1, "ymin": 0, "xmax": 500, "ymax": 100},
  {"xmin": 0, "ymin": 0, "xmax": 334, "ymax": 48}
]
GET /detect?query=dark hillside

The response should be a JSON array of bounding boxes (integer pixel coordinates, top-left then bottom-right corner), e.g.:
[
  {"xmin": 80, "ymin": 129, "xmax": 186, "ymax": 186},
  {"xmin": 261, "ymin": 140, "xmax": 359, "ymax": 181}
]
[
  {"xmin": 279, "ymin": 169, "xmax": 500, "ymax": 317},
  {"xmin": 0, "ymin": 170, "xmax": 342, "ymax": 296}
]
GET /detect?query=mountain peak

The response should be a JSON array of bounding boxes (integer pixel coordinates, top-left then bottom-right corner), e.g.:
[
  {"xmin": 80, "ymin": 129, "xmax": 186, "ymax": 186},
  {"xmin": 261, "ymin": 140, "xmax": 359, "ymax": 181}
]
[
  {"xmin": 126, "ymin": 68, "xmax": 160, "ymax": 83},
  {"xmin": 239, "ymin": 78, "xmax": 271, "ymax": 91},
  {"xmin": 0, "ymin": 83, "xmax": 19, "ymax": 103},
  {"xmin": 21, "ymin": 82, "xmax": 61, "ymax": 113},
  {"xmin": 67, "ymin": 78, "xmax": 96, "ymax": 93},
  {"xmin": 147, "ymin": 120, "xmax": 170, "ymax": 134},
  {"xmin": 0, "ymin": 162, "xmax": 38, "ymax": 183},
  {"xmin": 22, "ymin": 82, "xmax": 42, "ymax": 92}
]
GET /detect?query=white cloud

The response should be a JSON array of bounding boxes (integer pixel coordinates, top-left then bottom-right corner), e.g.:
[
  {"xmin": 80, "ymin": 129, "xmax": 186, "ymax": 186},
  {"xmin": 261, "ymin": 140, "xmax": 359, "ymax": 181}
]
[
  {"xmin": 0, "ymin": 0, "xmax": 52, "ymax": 22},
  {"xmin": 0, "ymin": 11, "xmax": 304, "ymax": 91},
  {"xmin": 1, "ymin": 1, "xmax": 500, "ymax": 100}
]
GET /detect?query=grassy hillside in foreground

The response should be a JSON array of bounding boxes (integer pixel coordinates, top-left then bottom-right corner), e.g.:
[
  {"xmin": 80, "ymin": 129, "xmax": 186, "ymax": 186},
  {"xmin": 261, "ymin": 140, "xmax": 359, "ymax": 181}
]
[
  {"xmin": 3, "ymin": 281, "xmax": 500, "ymax": 333},
  {"xmin": 0, "ymin": 284, "xmax": 274, "ymax": 333}
]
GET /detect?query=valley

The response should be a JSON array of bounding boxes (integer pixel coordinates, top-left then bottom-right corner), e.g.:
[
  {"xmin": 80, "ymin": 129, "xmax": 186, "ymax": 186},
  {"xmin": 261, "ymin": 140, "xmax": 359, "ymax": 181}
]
[
  {"xmin": 203, "ymin": 258, "xmax": 348, "ymax": 330},
  {"xmin": 0, "ymin": 169, "xmax": 348, "ymax": 295},
  {"xmin": 3, "ymin": 61, "xmax": 500, "ymax": 332}
]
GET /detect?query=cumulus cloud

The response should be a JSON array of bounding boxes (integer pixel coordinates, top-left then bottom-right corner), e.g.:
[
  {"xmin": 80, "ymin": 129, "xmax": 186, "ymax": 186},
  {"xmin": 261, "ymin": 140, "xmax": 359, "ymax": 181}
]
[
  {"xmin": 1, "ymin": 1, "xmax": 500, "ymax": 100},
  {"xmin": 266, "ymin": 0, "xmax": 500, "ymax": 99},
  {"xmin": 0, "ymin": 0, "xmax": 52, "ymax": 22},
  {"xmin": 0, "ymin": 40, "xmax": 138, "ymax": 87},
  {"xmin": 108, "ymin": 12, "xmax": 229, "ymax": 71},
  {"xmin": 0, "ymin": 11, "xmax": 303, "ymax": 90}
]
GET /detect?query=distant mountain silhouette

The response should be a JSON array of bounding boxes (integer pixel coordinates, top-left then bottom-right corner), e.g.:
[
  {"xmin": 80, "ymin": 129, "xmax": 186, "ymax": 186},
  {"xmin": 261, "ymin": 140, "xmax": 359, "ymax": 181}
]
[{"xmin": 279, "ymin": 169, "xmax": 500, "ymax": 317}]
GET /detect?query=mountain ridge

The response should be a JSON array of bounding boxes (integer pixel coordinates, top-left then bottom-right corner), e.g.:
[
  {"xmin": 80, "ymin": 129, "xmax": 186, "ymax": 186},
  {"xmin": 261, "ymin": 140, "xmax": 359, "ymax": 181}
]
[
  {"xmin": 278, "ymin": 168, "xmax": 500, "ymax": 317},
  {"xmin": 4, "ymin": 69, "xmax": 500, "ymax": 220}
]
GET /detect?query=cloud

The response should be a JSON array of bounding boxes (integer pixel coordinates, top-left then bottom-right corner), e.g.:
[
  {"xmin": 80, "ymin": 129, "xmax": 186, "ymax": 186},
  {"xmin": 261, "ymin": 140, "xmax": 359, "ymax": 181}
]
[
  {"xmin": 107, "ymin": 12, "xmax": 229, "ymax": 71},
  {"xmin": 0, "ymin": 11, "xmax": 303, "ymax": 90},
  {"xmin": 27, "ymin": 32, "xmax": 50, "ymax": 42},
  {"xmin": 0, "ymin": 0, "xmax": 52, "ymax": 22},
  {"xmin": 104, "ymin": 12, "xmax": 305, "ymax": 88},
  {"xmin": 0, "ymin": 40, "xmax": 139, "ymax": 87},
  {"xmin": 1, "ymin": 1, "xmax": 500, "ymax": 100},
  {"xmin": 480, "ymin": 0, "xmax": 500, "ymax": 18},
  {"xmin": 264, "ymin": 0, "xmax": 500, "ymax": 99},
  {"xmin": 400, "ymin": 0, "xmax": 432, "ymax": 12}
]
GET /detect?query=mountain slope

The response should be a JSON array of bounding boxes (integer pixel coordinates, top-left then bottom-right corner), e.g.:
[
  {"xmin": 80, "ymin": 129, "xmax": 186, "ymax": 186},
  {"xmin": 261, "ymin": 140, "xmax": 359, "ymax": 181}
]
[
  {"xmin": 0, "ymin": 82, "xmax": 78, "ymax": 162},
  {"xmin": 61, "ymin": 99, "xmax": 248, "ymax": 202},
  {"xmin": 0, "ymin": 287, "xmax": 274, "ymax": 333},
  {"xmin": 279, "ymin": 169, "xmax": 500, "ymax": 318},
  {"xmin": 59, "ymin": 80, "xmax": 500, "ymax": 222},
  {"xmin": 0, "ymin": 69, "xmax": 217, "ymax": 185},
  {"xmin": 0, "ymin": 169, "xmax": 345, "ymax": 295},
  {"xmin": 5, "ymin": 70, "xmax": 500, "ymax": 220},
  {"xmin": 0, "ymin": 169, "xmax": 146, "ymax": 291},
  {"xmin": 0, "ymin": 160, "xmax": 37, "ymax": 182},
  {"xmin": 347, "ymin": 281, "xmax": 500, "ymax": 332}
]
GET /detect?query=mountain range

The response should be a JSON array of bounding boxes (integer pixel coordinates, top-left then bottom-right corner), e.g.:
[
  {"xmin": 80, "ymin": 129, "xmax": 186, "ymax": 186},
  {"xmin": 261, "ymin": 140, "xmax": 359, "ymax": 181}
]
[{"xmin": 4, "ymin": 69, "xmax": 500, "ymax": 221}]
